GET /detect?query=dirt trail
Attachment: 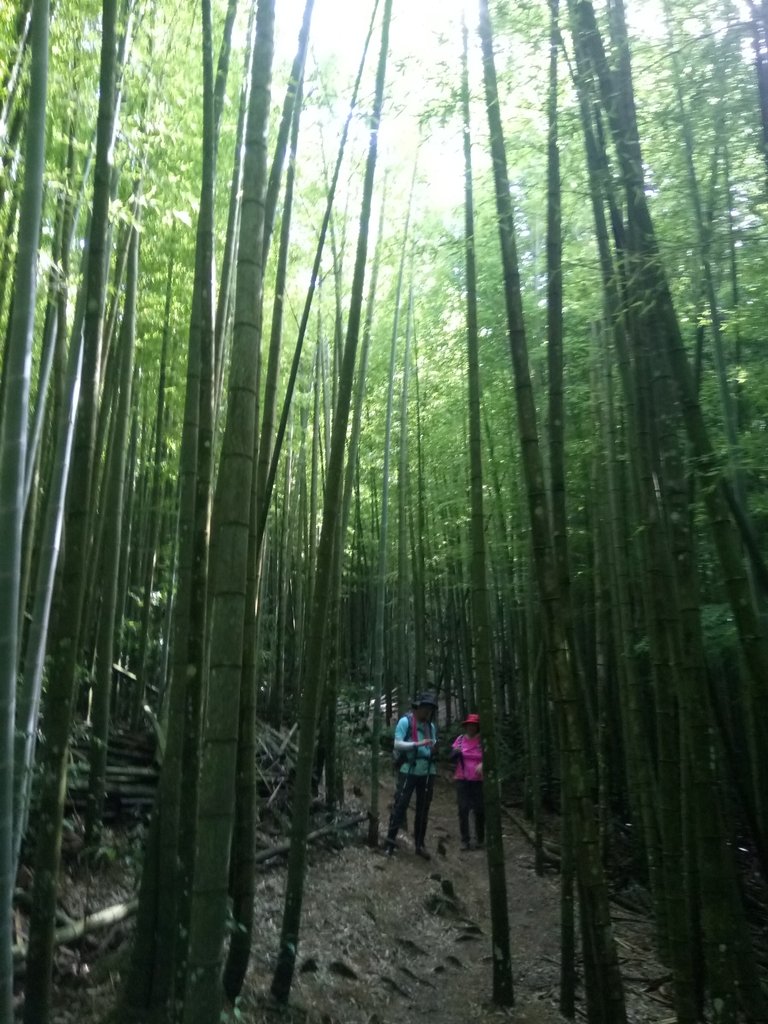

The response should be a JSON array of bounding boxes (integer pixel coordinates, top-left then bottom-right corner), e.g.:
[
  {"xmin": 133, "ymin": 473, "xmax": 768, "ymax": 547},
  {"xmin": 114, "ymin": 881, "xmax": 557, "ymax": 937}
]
[
  {"xmin": 243, "ymin": 775, "xmax": 671, "ymax": 1023},
  {"xmin": 44, "ymin": 769, "xmax": 672, "ymax": 1023}
]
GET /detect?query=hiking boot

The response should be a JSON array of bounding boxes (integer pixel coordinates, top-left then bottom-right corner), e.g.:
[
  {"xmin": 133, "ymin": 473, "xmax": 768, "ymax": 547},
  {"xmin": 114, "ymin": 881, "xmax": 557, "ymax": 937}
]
[
  {"xmin": 385, "ymin": 841, "xmax": 397, "ymax": 857},
  {"xmin": 415, "ymin": 846, "xmax": 432, "ymax": 861},
  {"xmin": 460, "ymin": 841, "xmax": 471, "ymax": 852},
  {"xmin": 475, "ymin": 840, "xmax": 484, "ymax": 850}
]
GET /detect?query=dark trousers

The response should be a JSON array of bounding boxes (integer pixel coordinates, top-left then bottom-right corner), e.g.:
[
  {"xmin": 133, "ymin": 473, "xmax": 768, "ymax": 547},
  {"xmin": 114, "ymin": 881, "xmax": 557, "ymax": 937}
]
[
  {"xmin": 386, "ymin": 771, "xmax": 435, "ymax": 849},
  {"xmin": 456, "ymin": 780, "xmax": 485, "ymax": 844}
]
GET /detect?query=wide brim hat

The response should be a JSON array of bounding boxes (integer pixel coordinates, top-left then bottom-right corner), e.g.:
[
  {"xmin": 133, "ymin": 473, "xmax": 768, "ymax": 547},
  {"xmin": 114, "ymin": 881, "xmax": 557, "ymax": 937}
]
[
  {"xmin": 462, "ymin": 713, "xmax": 480, "ymax": 726},
  {"xmin": 413, "ymin": 691, "xmax": 438, "ymax": 708}
]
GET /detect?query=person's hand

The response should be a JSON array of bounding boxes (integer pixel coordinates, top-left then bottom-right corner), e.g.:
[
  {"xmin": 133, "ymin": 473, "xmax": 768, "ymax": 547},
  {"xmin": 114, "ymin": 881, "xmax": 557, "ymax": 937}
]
[
  {"xmin": 420, "ymin": 738, "xmax": 436, "ymax": 747},
  {"xmin": 475, "ymin": 762, "xmax": 483, "ymax": 777}
]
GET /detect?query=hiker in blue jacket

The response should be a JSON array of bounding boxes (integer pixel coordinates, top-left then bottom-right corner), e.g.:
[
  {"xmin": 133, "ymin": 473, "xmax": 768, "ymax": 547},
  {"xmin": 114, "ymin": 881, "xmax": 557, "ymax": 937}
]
[{"xmin": 384, "ymin": 692, "xmax": 438, "ymax": 860}]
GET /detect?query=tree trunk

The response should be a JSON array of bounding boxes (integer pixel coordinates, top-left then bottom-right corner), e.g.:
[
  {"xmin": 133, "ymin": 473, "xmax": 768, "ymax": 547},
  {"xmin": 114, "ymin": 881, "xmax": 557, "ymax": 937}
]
[
  {"xmin": 121, "ymin": 0, "xmax": 237, "ymax": 1014},
  {"xmin": 570, "ymin": 1, "xmax": 768, "ymax": 780},
  {"xmin": 180, "ymin": 0, "xmax": 274, "ymax": 1017},
  {"xmin": 477, "ymin": 2, "xmax": 627, "ymax": 1019},
  {"xmin": 85, "ymin": 208, "xmax": 139, "ymax": 846},
  {"xmin": 262, "ymin": 0, "xmax": 315, "ymax": 265},
  {"xmin": 253, "ymin": 0, "xmax": 379, "ymax": 554},
  {"xmin": 543, "ymin": 5, "xmax": 576, "ymax": 1013},
  {"xmin": 270, "ymin": 0, "xmax": 392, "ymax": 1000},
  {"xmin": 396, "ymin": 281, "xmax": 414, "ymax": 705},
  {"xmin": 24, "ymin": 1, "xmax": 118, "ymax": 1016},
  {"xmin": 172, "ymin": 0, "xmax": 218, "ymax": 998},
  {"xmin": 460, "ymin": 17, "xmax": 514, "ymax": 1004},
  {"xmin": 133, "ymin": 253, "xmax": 173, "ymax": 724},
  {"xmin": 368, "ymin": 158, "xmax": 415, "ymax": 847},
  {"xmin": 255, "ymin": 68, "xmax": 305, "ymax": 543},
  {"xmin": 0, "ymin": 0, "xmax": 49, "ymax": 1012}
]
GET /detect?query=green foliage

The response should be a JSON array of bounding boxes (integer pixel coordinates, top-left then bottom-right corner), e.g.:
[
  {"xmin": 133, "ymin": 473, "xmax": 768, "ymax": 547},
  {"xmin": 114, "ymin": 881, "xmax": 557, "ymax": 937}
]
[{"xmin": 699, "ymin": 601, "xmax": 740, "ymax": 656}]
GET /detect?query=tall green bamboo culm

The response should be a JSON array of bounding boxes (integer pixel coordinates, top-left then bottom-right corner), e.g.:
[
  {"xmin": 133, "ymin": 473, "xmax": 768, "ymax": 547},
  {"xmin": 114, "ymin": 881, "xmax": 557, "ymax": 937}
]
[
  {"xmin": 24, "ymin": 2, "xmax": 119, "ymax": 1018},
  {"xmin": 477, "ymin": 0, "xmax": 627, "ymax": 1018},
  {"xmin": 181, "ymin": 0, "xmax": 274, "ymax": 1019},
  {"xmin": 255, "ymin": 0, "xmax": 380, "ymax": 554},
  {"xmin": 0, "ymin": 0, "xmax": 50, "ymax": 1013},
  {"xmin": 121, "ymin": 1, "xmax": 240, "ymax": 1015},
  {"xmin": 85, "ymin": 208, "xmax": 139, "ymax": 847},
  {"xmin": 270, "ymin": 0, "xmax": 393, "ymax": 1001},
  {"xmin": 460, "ymin": 14, "xmax": 514, "ymax": 1006},
  {"xmin": 368, "ymin": 156, "xmax": 416, "ymax": 848}
]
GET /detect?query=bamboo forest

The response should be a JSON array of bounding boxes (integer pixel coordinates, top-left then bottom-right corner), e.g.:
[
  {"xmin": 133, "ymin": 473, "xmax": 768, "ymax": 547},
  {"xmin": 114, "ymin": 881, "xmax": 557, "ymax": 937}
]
[{"xmin": 2, "ymin": 0, "xmax": 768, "ymax": 1021}]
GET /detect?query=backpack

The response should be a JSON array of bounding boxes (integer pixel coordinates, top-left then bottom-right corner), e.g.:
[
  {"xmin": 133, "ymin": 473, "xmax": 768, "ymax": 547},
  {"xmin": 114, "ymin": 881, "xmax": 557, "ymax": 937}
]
[{"xmin": 391, "ymin": 712, "xmax": 419, "ymax": 769}]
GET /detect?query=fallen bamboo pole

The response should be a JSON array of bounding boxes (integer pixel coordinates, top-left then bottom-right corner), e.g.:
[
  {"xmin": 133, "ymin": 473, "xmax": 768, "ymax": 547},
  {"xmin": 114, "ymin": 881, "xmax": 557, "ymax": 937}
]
[
  {"xmin": 13, "ymin": 898, "xmax": 139, "ymax": 963},
  {"xmin": 14, "ymin": 814, "xmax": 367, "ymax": 963}
]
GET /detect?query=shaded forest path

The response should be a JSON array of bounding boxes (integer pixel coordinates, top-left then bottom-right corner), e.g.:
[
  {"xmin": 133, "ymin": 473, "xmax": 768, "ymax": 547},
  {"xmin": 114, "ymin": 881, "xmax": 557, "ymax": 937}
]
[
  {"xmin": 44, "ymin": 771, "xmax": 673, "ymax": 1023},
  {"xmin": 243, "ymin": 775, "xmax": 670, "ymax": 1023}
]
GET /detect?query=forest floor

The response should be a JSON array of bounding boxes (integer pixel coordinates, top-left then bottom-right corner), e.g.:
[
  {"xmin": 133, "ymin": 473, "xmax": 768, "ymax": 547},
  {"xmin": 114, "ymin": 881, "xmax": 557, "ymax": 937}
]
[{"xmin": 44, "ymin": 767, "xmax": 678, "ymax": 1024}]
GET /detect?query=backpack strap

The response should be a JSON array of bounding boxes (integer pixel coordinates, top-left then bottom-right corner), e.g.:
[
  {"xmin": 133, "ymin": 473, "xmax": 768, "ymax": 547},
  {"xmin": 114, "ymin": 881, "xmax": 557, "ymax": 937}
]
[
  {"xmin": 403, "ymin": 712, "xmax": 434, "ymax": 773},
  {"xmin": 454, "ymin": 735, "xmax": 465, "ymax": 773},
  {"xmin": 405, "ymin": 712, "xmax": 423, "ymax": 773}
]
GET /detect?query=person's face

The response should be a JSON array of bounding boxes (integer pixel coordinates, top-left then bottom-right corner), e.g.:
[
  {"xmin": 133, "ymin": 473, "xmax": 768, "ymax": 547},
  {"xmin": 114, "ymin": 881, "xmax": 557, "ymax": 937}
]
[
  {"xmin": 465, "ymin": 723, "xmax": 479, "ymax": 737},
  {"xmin": 414, "ymin": 704, "xmax": 432, "ymax": 722}
]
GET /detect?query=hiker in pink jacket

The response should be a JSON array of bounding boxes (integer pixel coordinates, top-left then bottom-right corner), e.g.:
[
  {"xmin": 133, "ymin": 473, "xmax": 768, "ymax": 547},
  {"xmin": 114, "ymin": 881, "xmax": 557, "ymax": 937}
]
[{"xmin": 450, "ymin": 713, "xmax": 485, "ymax": 851}]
